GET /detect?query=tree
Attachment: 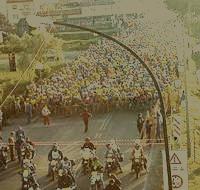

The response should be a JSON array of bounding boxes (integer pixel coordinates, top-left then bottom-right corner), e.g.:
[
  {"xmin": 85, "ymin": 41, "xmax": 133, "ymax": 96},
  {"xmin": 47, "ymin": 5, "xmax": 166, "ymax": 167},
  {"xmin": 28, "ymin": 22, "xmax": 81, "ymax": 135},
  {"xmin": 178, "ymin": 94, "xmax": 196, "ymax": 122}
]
[
  {"xmin": 0, "ymin": 30, "xmax": 64, "ymax": 72},
  {"xmin": 0, "ymin": 34, "xmax": 23, "ymax": 71},
  {"xmin": 165, "ymin": 0, "xmax": 188, "ymax": 16}
]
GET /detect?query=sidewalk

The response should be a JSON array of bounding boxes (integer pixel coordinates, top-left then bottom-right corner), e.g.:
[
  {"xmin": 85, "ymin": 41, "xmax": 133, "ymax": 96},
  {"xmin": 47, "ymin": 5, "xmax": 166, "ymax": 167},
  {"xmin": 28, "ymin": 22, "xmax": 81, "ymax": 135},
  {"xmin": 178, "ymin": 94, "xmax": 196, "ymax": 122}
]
[
  {"xmin": 186, "ymin": 57, "xmax": 200, "ymax": 190},
  {"xmin": 177, "ymin": 39, "xmax": 200, "ymax": 190}
]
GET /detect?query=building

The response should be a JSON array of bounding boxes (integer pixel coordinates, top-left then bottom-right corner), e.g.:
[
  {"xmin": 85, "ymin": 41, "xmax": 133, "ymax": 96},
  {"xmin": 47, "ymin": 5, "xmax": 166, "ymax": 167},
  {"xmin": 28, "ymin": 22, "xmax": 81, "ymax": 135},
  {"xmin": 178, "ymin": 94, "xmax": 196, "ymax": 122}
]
[
  {"xmin": 6, "ymin": 0, "xmax": 36, "ymax": 24},
  {"xmin": 80, "ymin": 0, "xmax": 115, "ymax": 7},
  {"xmin": 0, "ymin": 13, "xmax": 7, "ymax": 30},
  {"xmin": 37, "ymin": 0, "xmax": 82, "ymax": 22}
]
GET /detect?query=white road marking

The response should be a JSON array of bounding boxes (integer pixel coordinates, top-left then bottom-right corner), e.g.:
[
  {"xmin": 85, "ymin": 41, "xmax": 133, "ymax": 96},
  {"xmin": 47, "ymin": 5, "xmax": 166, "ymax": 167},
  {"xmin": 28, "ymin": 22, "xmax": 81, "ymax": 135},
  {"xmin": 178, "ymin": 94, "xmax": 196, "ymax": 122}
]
[
  {"xmin": 101, "ymin": 113, "xmax": 113, "ymax": 131},
  {"xmin": 98, "ymin": 133, "xmax": 102, "ymax": 138},
  {"xmin": 99, "ymin": 113, "xmax": 111, "ymax": 130}
]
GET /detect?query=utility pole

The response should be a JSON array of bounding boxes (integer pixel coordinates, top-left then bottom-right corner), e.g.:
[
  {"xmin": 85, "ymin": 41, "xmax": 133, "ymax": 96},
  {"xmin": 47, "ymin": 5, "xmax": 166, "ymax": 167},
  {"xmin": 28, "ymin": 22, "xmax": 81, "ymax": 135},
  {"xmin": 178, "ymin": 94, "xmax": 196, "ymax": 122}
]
[
  {"xmin": 184, "ymin": 54, "xmax": 191, "ymax": 158},
  {"xmin": 184, "ymin": 1, "xmax": 191, "ymax": 158}
]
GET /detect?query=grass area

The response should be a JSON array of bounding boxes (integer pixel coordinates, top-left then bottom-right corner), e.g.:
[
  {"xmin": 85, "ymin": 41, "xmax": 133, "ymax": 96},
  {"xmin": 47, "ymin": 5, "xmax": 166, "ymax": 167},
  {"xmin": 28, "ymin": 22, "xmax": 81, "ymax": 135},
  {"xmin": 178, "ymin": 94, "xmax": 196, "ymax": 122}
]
[
  {"xmin": 189, "ymin": 22, "xmax": 200, "ymax": 39},
  {"xmin": 0, "ymin": 54, "xmax": 9, "ymax": 71},
  {"xmin": 0, "ymin": 63, "xmax": 9, "ymax": 71},
  {"xmin": 192, "ymin": 53, "xmax": 200, "ymax": 69}
]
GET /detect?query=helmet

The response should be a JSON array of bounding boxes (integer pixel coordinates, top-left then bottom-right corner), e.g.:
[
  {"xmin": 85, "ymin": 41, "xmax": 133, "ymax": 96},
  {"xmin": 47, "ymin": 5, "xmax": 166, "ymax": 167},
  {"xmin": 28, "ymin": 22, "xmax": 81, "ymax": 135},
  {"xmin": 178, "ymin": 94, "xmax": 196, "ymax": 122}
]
[
  {"xmin": 18, "ymin": 126, "xmax": 22, "ymax": 130},
  {"xmin": 63, "ymin": 157, "xmax": 68, "ymax": 161},
  {"xmin": 85, "ymin": 137, "xmax": 91, "ymax": 142},
  {"xmin": 53, "ymin": 143, "xmax": 58, "ymax": 149},
  {"xmin": 135, "ymin": 139, "xmax": 141, "ymax": 146}
]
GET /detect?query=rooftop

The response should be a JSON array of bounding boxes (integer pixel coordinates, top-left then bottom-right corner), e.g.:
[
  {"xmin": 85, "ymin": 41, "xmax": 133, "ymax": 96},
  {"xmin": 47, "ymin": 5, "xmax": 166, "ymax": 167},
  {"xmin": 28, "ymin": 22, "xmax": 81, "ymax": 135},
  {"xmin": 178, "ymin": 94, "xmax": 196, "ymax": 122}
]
[{"xmin": 7, "ymin": 0, "xmax": 33, "ymax": 3}]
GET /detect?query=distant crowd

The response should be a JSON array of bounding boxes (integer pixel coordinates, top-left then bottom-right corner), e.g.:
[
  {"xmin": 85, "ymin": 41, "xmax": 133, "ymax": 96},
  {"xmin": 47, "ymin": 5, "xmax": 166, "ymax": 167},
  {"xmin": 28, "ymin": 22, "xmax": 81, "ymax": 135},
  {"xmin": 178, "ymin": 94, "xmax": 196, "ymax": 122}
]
[{"xmin": 0, "ymin": 14, "xmax": 181, "ymax": 128}]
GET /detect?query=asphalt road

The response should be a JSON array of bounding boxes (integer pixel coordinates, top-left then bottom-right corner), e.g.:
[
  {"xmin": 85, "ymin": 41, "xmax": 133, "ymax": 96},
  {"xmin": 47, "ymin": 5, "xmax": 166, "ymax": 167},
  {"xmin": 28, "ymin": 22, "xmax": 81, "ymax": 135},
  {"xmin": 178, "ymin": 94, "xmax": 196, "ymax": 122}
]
[{"xmin": 0, "ymin": 111, "xmax": 164, "ymax": 190}]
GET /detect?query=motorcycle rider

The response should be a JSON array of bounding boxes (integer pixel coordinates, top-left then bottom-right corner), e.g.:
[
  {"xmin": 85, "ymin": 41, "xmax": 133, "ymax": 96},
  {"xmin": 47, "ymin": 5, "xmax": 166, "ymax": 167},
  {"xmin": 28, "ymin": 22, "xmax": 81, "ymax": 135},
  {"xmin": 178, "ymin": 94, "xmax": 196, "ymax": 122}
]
[
  {"xmin": 82, "ymin": 137, "xmax": 96, "ymax": 151},
  {"xmin": 25, "ymin": 137, "xmax": 36, "ymax": 159},
  {"xmin": 131, "ymin": 139, "xmax": 147, "ymax": 172},
  {"xmin": 110, "ymin": 139, "xmax": 123, "ymax": 164},
  {"xmin": 16, "ymin": 126, "xmax": 25, "ymax": 141},
  {"xmin": 0, "ymin": 137, "xmax": 8, "ymax": 169},
  {"xmin": 60, "ymin": 156, "xmax": 75, "ymax": 183},
  {"xmin": 21, "ymin": 163, "xmax": 40, "ymax": 190},
  {"xmin": 90, "ymin": 156, "xmax": 104, "ymax": 189},
  {"xmin": 57, "ymin": 169, "xmax": 75, "ymax": 190},
  {"xmin": 15, "ymin": 134, "xmax": 25, "ymax": 163},
  {"xmin": 81, "ymin": 137, "xmax": 96, "ymax": 165},
  {"xmin": 20, "ymin": 138, "xmax": 36, "ymax": 163},
  {"xmin": 60, "ymin": 157, "xmax": 73, "ymax": 171},
  {"xmin": 105, "ymin": 143, "xmax": 123, "ymax": 173},
  {"xmin": 47, "ymin": 143, "xmax": 63, "ymax": 176},
  {"xmin": 105, "ymin": 179, "xmax": 121, "ymax": 190}
]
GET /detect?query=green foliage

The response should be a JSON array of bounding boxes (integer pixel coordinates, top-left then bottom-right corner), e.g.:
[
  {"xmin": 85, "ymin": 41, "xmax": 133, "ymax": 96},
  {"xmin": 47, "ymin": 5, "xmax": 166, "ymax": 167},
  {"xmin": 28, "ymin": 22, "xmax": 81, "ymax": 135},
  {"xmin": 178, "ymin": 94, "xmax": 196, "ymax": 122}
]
[
  {"xmin": 165, "ymin": 0, "xmax": 188, "ymax": 15},
  {"xmin": 165, "ymin": 0, "xmax": 200, "ymax": 16},
  {"xmin": 0, "ymin": 34, "xmax": 23, "ymax": 53},
  {"xmin": 17, "ymin": 52, "xmax": 32, "ymax": 71},
  {"xmin": 192, "ymin": 52, "xmax": 200, "ymax": 69},
  {"xmin": 190, "ymin": 21, "xmax": 200, "ymax": 39},
  {"xmin": 0, "ymin": 31, "xmax": 65, "ymax": 102}
]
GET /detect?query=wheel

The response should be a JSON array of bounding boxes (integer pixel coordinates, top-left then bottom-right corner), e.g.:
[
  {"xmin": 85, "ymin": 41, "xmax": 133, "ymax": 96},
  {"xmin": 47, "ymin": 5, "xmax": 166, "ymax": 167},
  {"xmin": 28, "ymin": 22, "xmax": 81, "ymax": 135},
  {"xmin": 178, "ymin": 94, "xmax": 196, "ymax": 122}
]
[
  {"xmin": 91, "ymin": 185, "xmax": 96, "ymax": 190},
  {"xmin": 97, "ymin": 181, "xmax": 104, "ymax": 190},
  {"xmin": 51, "ymin": 169, "xmax": 55, "ymax": 181},
  {"xmin": 135, "ymin": 165, "xmax": 140, "ymax": 179}
]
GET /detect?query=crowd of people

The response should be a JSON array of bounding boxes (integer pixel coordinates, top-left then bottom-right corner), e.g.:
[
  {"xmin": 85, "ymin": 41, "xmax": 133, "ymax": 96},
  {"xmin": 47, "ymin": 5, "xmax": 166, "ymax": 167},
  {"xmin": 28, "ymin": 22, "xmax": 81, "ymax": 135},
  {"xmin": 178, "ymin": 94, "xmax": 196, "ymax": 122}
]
[{"xmin": 1, "ymin": 14, "xmax": 180, "ymax": 122}]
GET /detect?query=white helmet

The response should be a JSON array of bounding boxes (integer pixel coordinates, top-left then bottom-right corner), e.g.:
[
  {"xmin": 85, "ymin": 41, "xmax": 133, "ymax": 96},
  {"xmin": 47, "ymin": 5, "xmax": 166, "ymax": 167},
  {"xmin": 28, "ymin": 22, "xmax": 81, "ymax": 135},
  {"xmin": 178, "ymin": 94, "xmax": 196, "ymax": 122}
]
[{"xmin": 135, "ymin": 139, "xmax": 141, "ymax": 146}]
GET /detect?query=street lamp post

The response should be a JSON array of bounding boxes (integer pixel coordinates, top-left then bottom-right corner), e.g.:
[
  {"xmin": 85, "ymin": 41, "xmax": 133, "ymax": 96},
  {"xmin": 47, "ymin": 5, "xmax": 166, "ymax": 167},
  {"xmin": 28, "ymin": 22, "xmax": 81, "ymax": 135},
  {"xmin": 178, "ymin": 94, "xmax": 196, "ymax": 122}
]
[{"xmin": 53, "ymin": 21, "xmax": 173, "ymax": 190}]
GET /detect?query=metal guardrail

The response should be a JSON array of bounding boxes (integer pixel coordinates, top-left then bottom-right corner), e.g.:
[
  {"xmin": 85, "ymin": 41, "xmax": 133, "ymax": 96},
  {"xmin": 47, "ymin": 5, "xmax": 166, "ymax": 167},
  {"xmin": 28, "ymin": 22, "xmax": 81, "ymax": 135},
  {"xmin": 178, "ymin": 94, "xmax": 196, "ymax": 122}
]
[
  {"xmin": 193, "ymin": 129, "xmax": 200, "ymax": 162},
  {"xmin": 2, "ymin": 139, "xmax": 164, "ymax": 147}
]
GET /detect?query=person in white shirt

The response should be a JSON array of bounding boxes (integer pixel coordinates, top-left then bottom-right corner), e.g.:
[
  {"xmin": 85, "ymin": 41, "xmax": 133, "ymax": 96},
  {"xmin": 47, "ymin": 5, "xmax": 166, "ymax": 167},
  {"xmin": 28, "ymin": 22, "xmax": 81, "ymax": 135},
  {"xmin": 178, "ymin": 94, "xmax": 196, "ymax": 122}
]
[{"xmin": 41, "ymin": 105, "xmax": 51, "ymax": 126}]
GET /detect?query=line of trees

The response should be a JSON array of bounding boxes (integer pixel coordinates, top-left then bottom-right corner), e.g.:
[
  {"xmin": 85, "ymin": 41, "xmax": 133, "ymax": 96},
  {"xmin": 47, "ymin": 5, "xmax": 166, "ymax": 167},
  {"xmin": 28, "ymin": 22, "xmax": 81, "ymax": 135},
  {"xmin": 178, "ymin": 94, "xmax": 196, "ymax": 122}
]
[
  {"xmin": 0, "ymin": 31, "xmax": 63, "ymax": 72},
  {"xmin": 165, "ymin": 0, "xmax": 200, "ymax": 16}
]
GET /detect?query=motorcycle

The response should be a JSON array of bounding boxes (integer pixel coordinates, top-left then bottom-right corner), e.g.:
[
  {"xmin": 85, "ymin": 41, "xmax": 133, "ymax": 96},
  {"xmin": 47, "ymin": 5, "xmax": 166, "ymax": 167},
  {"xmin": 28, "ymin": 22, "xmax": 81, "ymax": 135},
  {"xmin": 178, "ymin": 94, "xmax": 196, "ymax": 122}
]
[
  {"xmin": 90, "ymin": 170, "xmax": 104, "ymax": 190},
  {"xmin": 56, "ymin": 186, "xmax": 76, "ymax": 190},
  {"xmin": 62, "ymin": 160, "xmax": 75, "ymax": 174},
  {"xmin": 50, "ymin": 159, "xmax": 60, "ymax": 181},
  {"xmin": 0, "ymin": 146, "xmax": 8, "ymax": 170},
  {"xmin": 57, "ymin": 169, "xmax": 77, "ymax": 190},
  {"xmin": 105, "ymin": 157, "xmax": 117, "ymax": 176},
  {"xmin": 81, "ymin": 148, "xmax": 95, "ymax": 174},
  {"xmin": 21, "ymin": 168, "xmax": 40, "ymax": 190},
  {"xmin": 132, "ymin": 157, "xmax": 142, "ymax": 179}
]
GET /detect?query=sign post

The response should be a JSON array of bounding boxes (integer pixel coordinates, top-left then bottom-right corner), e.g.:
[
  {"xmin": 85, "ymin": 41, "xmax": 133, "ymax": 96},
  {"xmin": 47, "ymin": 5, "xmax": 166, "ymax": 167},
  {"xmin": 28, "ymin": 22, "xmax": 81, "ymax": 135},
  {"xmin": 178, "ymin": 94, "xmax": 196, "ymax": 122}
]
[{"xmin": 162, "ymin": 150, "xmax": 188, "ymax": 190}]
